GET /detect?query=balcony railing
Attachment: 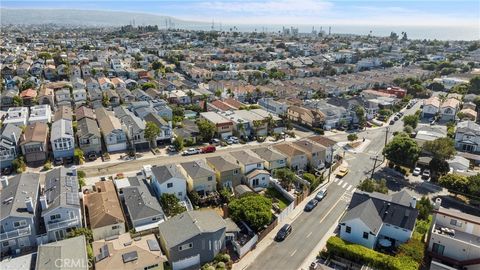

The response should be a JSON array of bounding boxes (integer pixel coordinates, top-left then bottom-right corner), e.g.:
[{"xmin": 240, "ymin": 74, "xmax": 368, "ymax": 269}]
[
  {"xmin": 0, "ymin": 225, "xmax": 31, "ymax": 241},
  {"xmin": 46, "ymin": 217, "xmax": 80, "ymax": 231}
]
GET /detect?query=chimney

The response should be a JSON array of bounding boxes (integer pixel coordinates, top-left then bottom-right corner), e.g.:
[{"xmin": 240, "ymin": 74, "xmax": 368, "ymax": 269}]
[
  {"xmin": 25, "ymin": 197, "xmax": 34, "ymax": 213},
  {"xmin": 434, "ymin": 198, "xmax": 442, "ymax": 210},
  {"xmin": 410, "ymin": 197, "xmax": 417, "ymax": 208},
  {"xmin": 1, "ymin": 176, "xmax": 8, "ymax": 188},
  {"xmin": 40, "ymin": 195, "xmax": 48, "ymax": 210}
]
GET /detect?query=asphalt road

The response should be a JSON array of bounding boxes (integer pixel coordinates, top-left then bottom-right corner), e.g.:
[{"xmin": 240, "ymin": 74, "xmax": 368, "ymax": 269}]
[{"xmin": 246, "ymin": 101, "xmax": 423, "ymax": 270}]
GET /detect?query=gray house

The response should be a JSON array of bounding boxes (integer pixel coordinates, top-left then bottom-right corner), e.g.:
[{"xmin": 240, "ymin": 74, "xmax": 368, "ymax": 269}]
[
  {"xmin": 144, "ymin": 112, "xmax": 173, "ymax": 145},
  {"xmin": 0, "ymin": 173, "xmax": 41, "ymax": 255},
  {"xmin": 251, "ymin": 147, "xmax": 287, "ymax": 171},
  {"xmin": 96, "ymin": 107, "xmax": 127, "ymax": 153},
  {"xmin": 77, "ymin": 117, "xmax": 102, "ymax": 158},
  {"xmin": 35, "ymin": 235, "xmax": 88, "ymax": 270},
  {"xmin": 41, "ymin": 167, "xmax": 82, "ymax": 242},
  {"xmin": 158, "ymin": 210, "xmax": 226, "ymax": 270},
  {"xmin": 114, "ymin": 106, "xmax": 149, "ymax": 151},
  {"xmin": 117, "ymin": 176, "xmax": 165, "ymax": 232},
  {"xmin": 51, "ymin": 119, "xmax": 75, "ymax": 161},
  {"xmin": 0, "ymin": 124, "xmax": 22, "ymax": 169}
]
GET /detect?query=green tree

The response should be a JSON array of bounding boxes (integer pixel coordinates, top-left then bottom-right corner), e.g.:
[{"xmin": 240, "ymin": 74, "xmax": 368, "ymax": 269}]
[
  {"xmin": 347, "ymin": 133, "xmax": 358, "ymax": 142},
  {"xmin": 383, "ymin": 133, "xmax": 421, "ymax": 167},
  {"xmin": 197, "ymin": 119, "xmax": 216, "ymax": 142},
  {"xmin": 416, "ymin": 196, "xmax": 433, "ymax": 220},
  {"xmin": 74, "ymin": 148, "xmax": 85, "ymax": 165},
  {"xmin": 403, "ymin": 114, "xmax": 419, "ymax": 129},
  {"xmin": 274, "ymin": 168, "xmax": 296, "ymax": 190},
  {"xmin": 13, "ymin": 95, "xmax": 23, "ymax": 106},
  {"xmin": 173, "ymin": 136, "xmax": 184, "ymax": 151},
  {"xmin": 358, "ymin": 179, "xmax": 388, "ymax": 194},
  {"xmin": 12, "ymin": 156, "xmax": 26, "ymax": 173},
  {"xmin": 67, "ymin": 227, "xmax": 93, "ymax": 243},
  {"xmin": 403, "ymin": 125, "xmax": 414, "ymax": 134},
  {"xmin": 152, "ymin": 61, "xmax": 164, "ymax": 70},
  {"xmin": 423, "ymin": 137, "xmax": 456, "ymax": 161},
  {"xmin": 144, "ymin": 121, "xmax": 161, "ymax": 147},
  {"xmin": 38, "ymin": 52, "xmax": 52, "ymax": 60},
  {"xmin": 141, "ymin": 81, "xmax": 157, "ymax": 90},
  {"xmin": 428, "ymin": 81, "xmax": 445, "ymax": 92},
  {"xmin": 160, "ymin": 193, "xmax": 187, "ymax": 217},
  {"xmin": 228, "ymin": 194, "xmax": 272, "ymax": 231},
  {"xmin": 450, "ymin": 83, "xmax": 469, "ymax": 95},
  {"xmin": 468, "ymin": 76, "xmax": 480, "ymax": 94},
  {"xmin": 439, "ymin": 174, "xmax": 469, "ymax": 194},
  {"xmin": 467, "ymin": 174, "xmax": 480, "ymax": 197},
  {"xmin": 354, "ymin": 106, "xmax": 366, "ymax": 128}
]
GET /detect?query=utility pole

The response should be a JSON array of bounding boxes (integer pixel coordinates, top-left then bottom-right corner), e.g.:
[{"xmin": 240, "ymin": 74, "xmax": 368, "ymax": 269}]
[
  {"xmin": 384, "ymin": 127, "xmax": 390, "ymax": 147},
  {"xmin": 370, "ymin": 155, "xmax": 383, "ymax": 179},
  {"xmin": 327, "ymin": 146, "xmax": 335, "ymax": 183}
]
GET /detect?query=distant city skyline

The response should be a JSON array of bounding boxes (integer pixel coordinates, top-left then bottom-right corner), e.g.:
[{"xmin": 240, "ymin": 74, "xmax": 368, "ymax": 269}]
[{"xmin": 2, "ymin": 0, "xmax": 479, "ymax": 27}]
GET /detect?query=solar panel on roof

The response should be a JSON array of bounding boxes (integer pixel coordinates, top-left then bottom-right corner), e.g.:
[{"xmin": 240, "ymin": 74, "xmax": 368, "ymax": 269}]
[
  {"xmin": 147, "ymin": 239, "xmax": 160, "ymax": 251},
  {"xmin": 66, "ymin": 192, "xmax": 79, "ymax": 205},
  {"xmin": 122, "ymin": 251, "xmax": 138, "ymax": 263},
  {"xmin": 95, "ymin": 244, "xmax": 110, "ymax": 262}
]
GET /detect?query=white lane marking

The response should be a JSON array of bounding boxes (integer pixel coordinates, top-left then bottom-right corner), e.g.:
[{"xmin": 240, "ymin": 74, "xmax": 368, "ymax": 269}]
[
  {"xmin": 290, "ymin": 249, "xmax": 297, "ymax": 256},
  {"xmin": 337, "ymin": 180, "xmax": 343, "ymax": 186},
  {"xmin": 351, "ymin": 188, "xmax": 357, "ymax": 193},
  {"xmin": 342, "ymin": 182, "xmax": 348, "ymax": 188},
  {"xmin": 306, "ymin": 231, "xmax": 313, "ymax": 238},
  {"xmin": 333, "ymin": 178, "xmax": 338, "ymax": 183},
  {"xmin": 346, "ymin": 184, "xmax": 352, "ymax": 191},
  {"xmin": 319, "ymin": 190, "xmax": 348, "ymax": 224}
]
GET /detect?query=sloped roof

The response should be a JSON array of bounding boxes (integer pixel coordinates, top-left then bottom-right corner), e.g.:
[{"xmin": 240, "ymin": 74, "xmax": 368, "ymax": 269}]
[
  {"xmin": 85, "ymin": 181, "xmax": 125, "ymax": 229},
  {"xmin": 151, "ymin": 164, "xmax": 185, "ymax": 185},
  {"xmin": 180, "ymin": 159, "xmax": 215, "ymax": 179},
  {"xmin": 341, "ymin": 199, "xmax": 383, "ymax": 234}
]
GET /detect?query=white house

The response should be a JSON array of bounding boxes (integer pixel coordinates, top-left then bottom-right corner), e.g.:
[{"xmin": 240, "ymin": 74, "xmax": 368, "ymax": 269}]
[
  {"xmin": 145, "ymin": 164, "xmax": 187, "ymax": 200},
  {"xmin": 422, "ymin": 96, "xmax": 441, "ymax": 119},
  {"xmin": 3, "ymin": 107, "xmax": 29, "ymax": 127},
  {"xmin": 339, "ymin": 190, "xmax": 418, "ymax": 249},
  {"xmin": 28, "ymin": 104, "xmax": 52, "ymax": 124},
  {"xmin": 440, "ymin": 98, "xmax": 460, "ymax": 121},
  {"xmin": 245, "ymin": 169, "xmax": 271, "ymax": 191},
  {"xmin": 454, "ymin": 120, "xmax": 480, "ymax": 153},
  {"xmin": 229, "ymin": 150, "xmax": 264, "ymax": 174}
]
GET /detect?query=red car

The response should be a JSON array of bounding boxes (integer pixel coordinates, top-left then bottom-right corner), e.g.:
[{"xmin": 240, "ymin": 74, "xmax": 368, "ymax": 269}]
[{"xmin": 201, "ymin": 145, "xmax": 216, "ymax": 153}]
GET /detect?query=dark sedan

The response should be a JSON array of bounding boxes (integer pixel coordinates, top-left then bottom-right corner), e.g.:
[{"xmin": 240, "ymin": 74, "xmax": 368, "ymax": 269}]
[{"xmin": 304, "ymin": 199, "xmax": 319, "ymax": 212}]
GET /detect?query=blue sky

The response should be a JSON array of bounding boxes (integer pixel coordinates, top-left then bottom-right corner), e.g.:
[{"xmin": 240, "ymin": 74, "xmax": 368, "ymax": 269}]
[{"xmin": 2, "ymin": 0, "xmax": 479, "ymax": 26}]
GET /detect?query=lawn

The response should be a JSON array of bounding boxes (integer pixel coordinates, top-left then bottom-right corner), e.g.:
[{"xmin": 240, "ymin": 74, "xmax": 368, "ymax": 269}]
[{"xmin": 264, "ymin": 187, "xmax": 291, "ymax": 210}]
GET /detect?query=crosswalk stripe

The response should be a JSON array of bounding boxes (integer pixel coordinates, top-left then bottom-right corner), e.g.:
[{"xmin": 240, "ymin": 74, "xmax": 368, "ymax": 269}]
[
  {"xmin": 346, "ymin": 184, "xmax": 352, "ymax": 191},
  {"xmin": 337, "ymin": 180, "xmax": 343, "ymax": 186},
  {"xmin": 333, "ymin": 178, "xmax": 338, "ymax": 183},
  {"xmin": 351, "ymin": 188, "xmax": 357, "ymax": 193},
  {"xmin": 342, "ymin": 182, "xmax": 348, "ymax": 188}
]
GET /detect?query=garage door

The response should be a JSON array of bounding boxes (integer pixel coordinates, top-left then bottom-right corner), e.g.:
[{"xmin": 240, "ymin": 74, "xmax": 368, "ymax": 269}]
[
  {"xmin": 172, "ymin": 254, "xmax": 200, "ymax": 270},
  {"xmin": 107, "ymin": 142, "xmax": 127, "ymax": 152}
]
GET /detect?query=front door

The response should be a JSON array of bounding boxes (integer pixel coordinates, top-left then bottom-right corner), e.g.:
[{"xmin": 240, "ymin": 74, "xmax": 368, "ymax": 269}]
[{"xmin": 54, "ymin": 230, "xmax": 65, "ymax": 241}]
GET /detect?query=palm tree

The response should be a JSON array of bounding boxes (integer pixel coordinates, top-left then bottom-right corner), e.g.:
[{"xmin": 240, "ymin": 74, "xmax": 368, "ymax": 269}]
[{"xmin": 237, "ymin": 122, "xmax": 246, "ymax": 139}]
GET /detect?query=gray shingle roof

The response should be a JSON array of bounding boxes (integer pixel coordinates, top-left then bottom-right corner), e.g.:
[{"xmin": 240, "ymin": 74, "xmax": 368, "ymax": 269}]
[
  {"xmin": 123, "ymin": 177, "xmax": 164, "ymax": 221},
  {"xmin": 250, "ymin": 147, "xmax": 286, "ymax": 162},
  {"xmin": 0, "ymin": 173, "xmax": 40, "ymax": 220},
  {"xmin": 36, "ymin": 235, "xmax": 87, "ymax": 270},
  {"xmin": 151, "ymin": 164, "xmax": 185, "ymax": 185},
  {"xmin": 229, "ymin": 150, "xmax": 263, "ymax": 165},
  {"xmin": 180, "ymin": 160, "xmax": 215, "ymax": 179},
  {"xmin": 76, "ymin": 117, "xmax": 100, "ymax": 138},
  {"xmin": 159, "ymin": 210, "xmax": 226, "ymax": 249},
  {"xmin": 43, "ymin": 167, "xmax": 80, "ymax": 215},
  {"xmin": 206, "ymin": 156, "xmax": 240, "ymax": 172}
]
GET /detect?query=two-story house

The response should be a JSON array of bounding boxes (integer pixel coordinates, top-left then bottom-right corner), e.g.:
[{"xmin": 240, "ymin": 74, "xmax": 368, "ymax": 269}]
[
  {"xmin": 427, "ymin": 198, "xmax": 480, "ymax": 269},
  {"xmin": 143, "ymin": 112, "xmax": 173, "ymax": 146},
  {"xmin": 35, "ymin": 235, "xmax": 88, "ymax": 270},
  {"xmin": 158, "ymin": 210, "xmax": 226, "ymax": 270},
  {"xmin": 180, "ymin": 159, "xmax": 217, "ymax": 195},
  {"xmin": 287, "ymin": 105, "xmax": 325, "ymax": 128},
  {"xmin": 20, "ymin": 122, "xmax": 48, "ymax": 165},
  {"xmin": 339, "ymin": 190, "xmax": 418, "ymax": 249},
  {"xmin": 3, "ymin": 107, "xmax": 29, "ymax": 127},
  {"xmin": 206, "ymin": 156, "xmax": 242, "ymax": 189},
  {"xmin": 440, "ymin": 98, "xmax": 461, "ymax": 121},
  {"xmin": 76, "ymin": 116, "xmax": 102, "ymax": 159},
  {"xmin": 55, "ymin": 89, "xmax": 72, "ymax": 107},
  {"xmin": 292, "ymin": 139, "xmax": 327, "ymax": 170},
  {"xmin": 228, "ymin": 150, "xmax": 264, "ymax": 175},
  {"xmin": 199, "ymin": 112, "xmax": 233, "ymax": 139},
  {"xmin": 0, "ymin": 124, "xmax": 22, "ymax": 169},
  {"xmin": 250, "ymin": 147, "xmax": 287, "ymax": 171},
  {"xmin": 422, "ymin": 96, "xmax": 441, "ymax": 119},
  {"xmin": 51, "ymin": 119, "xmax": 75, "ymax": 161},
  {"xmin": 72, "ymin": 88, "xmax": 88, "ymax": 107},
  {"xmin": 114, "ymin": 106, "xmax": 149, "ymax": 151},
  {"xmin": 0, "ymin": 173, "xmax": 41, "ymax": 255},
  {"xmin": 96, "ymin": 107, "xmax": 127, "ymax": 153},
  {"xmin": 454, "ymin": 121, "xmax": 480, "ymax": 153},
  {"xmin": 145, "ymin": 164, "xmax": 187, "ymax": 200},
  {"xmin": 41, "ymin": 167, "xmax": 82, "ymax": 242},
  {"xmin": 28, "ymin": 105, "xmax": 52, "ymax": 124},
  {"xmin": 85, "ymin": 181, "xmax": 126, "ymax": 241},
  {"xmin": 273, "ymin": 143, "xmax": 308, "ymax": 171},
  {"xmin": 116, "ymin": 176, "xmax": 165, "ymax": 232}
]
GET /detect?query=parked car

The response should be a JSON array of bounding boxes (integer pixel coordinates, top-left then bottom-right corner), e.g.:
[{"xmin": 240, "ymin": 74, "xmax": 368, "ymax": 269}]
[
  {"xmin": 182, "ymin": 148, "xmax": 200, "ymax": 156},
  {"xmin": 422, "ymin": 169, "xmax": 431, "ymax": 179},
  {"xmin": 389, "ymin": 120, "xmax": 395, "ymax": 125},
  {"xmin": 54, "ymin": 157, "xmax": 63, "ymax": 166},
  {"xmin": 210, "ymin": 138, "xmax": 220, "ymax": 145},
  {"xmin": 304, "ymin": 199, "xmax": 319, "ymax": 212},
  {"xmin": 413, "ymin": 167, "xmax": 422, "ymax": 176},
  {"xmin": 200, "ymin": 145, "xmax": 216, "ymax": 153},
  {"xmin": 167, "ymin": 145, "xmax": 177, "ymax": 153},
  {"xmin": 275, "ymin": 224, "xmax": 292, "ymax": 241},
  {"xmin": 315, "ymin": 189, "xmax": 328, "ymax": 201},
  {"xmin": 393, "ymin": 116, "xmax": 399, "ymax": 121},
  {"xmin": 336, "ymin": 167, "xmax": 349, "ymax": 178}
]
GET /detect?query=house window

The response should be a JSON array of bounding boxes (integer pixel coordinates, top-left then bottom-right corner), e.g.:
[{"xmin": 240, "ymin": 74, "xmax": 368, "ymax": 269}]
[
  {"xmin": 50, "ymin": 214, "xmax": 61, "ymax": 221},
  {"xmin": 253, "ymin": 179, "xmax": 259, "ymax": 187},
  {"xmin": 167, "ymin": 183, "xmax": 173, "ymax": 188},
  {"xmin": 2, "ymin": 242, "xmax": 8, "ymax": 247},
  {"xmin": 345, "ymin": 226, "xmax": 351, "ymax": 233},
  {"xmin": 178, "ymin": 243, "xmax": 193, "ymax": 251},
  {"xmin": 112, "ymin": 225, "xmax": 120, "ymax": 230},
  {"xmin": 363, "ymin": 232, "xmax": 369, "ymax": 239},
  {"xmin": 432, "ymin": 243, "xmax": 445, "ymax": 255},
  {"xmin": 233, "ymin": 170, "xmax": 239, "ymax": 175},
  {"xmin": 257, "ymin": 163, "xmax": 261, "ymax": 168},
  {"xmin": 450, "ymin": 219, "xmax": 462, "ymax": 227},
  {"xmin": 208, "ymin": 176, "xmax": 213, "ymax": 181}
]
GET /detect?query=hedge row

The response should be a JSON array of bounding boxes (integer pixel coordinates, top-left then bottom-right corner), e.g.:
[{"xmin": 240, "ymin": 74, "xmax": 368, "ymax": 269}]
[{"xmin": 326, "ymin": 236, "xmax": 419, "ymax": 270}]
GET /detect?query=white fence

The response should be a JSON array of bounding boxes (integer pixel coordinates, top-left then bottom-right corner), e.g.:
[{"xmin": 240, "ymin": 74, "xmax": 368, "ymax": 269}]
[
  {"xmin": 269, "ymin": 179, "xmax": 296, "ymax": 223},
  {"xmin": 277, "ymin": 201, "xmax": 295, "ymax": 223},
  {"xmin": 233, "ymin": 234, "xmax": 259, "ymax": 258}
]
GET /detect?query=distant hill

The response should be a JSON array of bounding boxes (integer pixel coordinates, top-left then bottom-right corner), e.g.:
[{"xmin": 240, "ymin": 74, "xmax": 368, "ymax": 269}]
[{"xmin": 0, "ymin": 8, "xmax": 205, "ymax": 28}]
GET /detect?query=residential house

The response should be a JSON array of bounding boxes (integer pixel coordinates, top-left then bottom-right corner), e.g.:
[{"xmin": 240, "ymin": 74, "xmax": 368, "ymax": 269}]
[
  {"xmin": 41, "ymin": 167, "xmax": 82, "ymax": 242},
  {"xmin": 440, "ymin": 98, "xmax": 461, "ymax": 121},
  {"xmin": 19, "ymin": 89, "xmax": 37, "ymax": 106},
  {"xmin": 206, "ymin": 156, "xmax": 242, "ymax": 189},
  {"xmin": 234, "ymin": 110, "xmax": 268, "ymax": 137},
  {"xmin": 287, "ymin": 105, "xmax": 324, "ymax": 128},
  {"xmin": 20, "ymin": 122, "xmax": 48, "ymax": 165},
  {"xmin": 85, "ymin": 181, "xmax": 126, "ymax": 241},
  {"xmin": 292, "ymin": 139, "xmax": 327, "ymax": 169},
  {"xmin": 245, "ymin": 169, "xmax": 271, "ymax": 191},
  {"xmin": 258, "ymin": 98, "xmax": 289, "ymax": 116},
  {"xmin": 174, "ymin": 119, "xmax": 201, "ymax": 145},
  {"xmin": 146, "ymin": 164, "xmax": 187, "ymax": 200},
  {"xmin": 454, "ymin": 121, "xmax": 480, "ymax": 153},
  {"xmin": 1, "ymin": 89, "xmax": 17, "ymax": 108},
  {"xmin": 28, "ymin": 104, "xmax": 52, "ymax": 124},
  {"xmin": 199, "ymin": 112, "xmax": 233, "ymax": 139},
  {"xmin": 96, "ymin": 107, "xmax": 127, "ymax": 153},
  {"xmin": 251, "ymin": 147, "xmax": 287, "ymax": 171},
  {"xmin": 3, "ymin": 107, "xmax": 29, "ymax": 127},
  {"xmin": 76, "ymin": 117, "xmax": 102, "ymax": 158},
  {"xmin": 54, "ymin": 105, "xmax": 73, "ymax": 122},
  {"xmin": 339, "ymin": 190, "xmax": 418, "ymax": 249},
  {"xmin": 98, "ymin": 77, "xmax": 114, "ymax": 90},
  {"xmin": 106, "ymin": 89, "xmax": 120, "ymax": 107},
  {"xmin": 55, "ymin": 89, "xmax": 72, "ymax": 107},
  {"xmin": 158, "ymin": 210, "xmax": 226, "ymax": 270},
  {"xmin": 114, "ymin": 106, "xmax": 149, "ymax": 150},
  {"xmin": 0, "ymin": 173, "xmax": 41, "ymax": 255},
  {"xmin": 92, "ymin": 233, "xmax": 166, "ymax": 270},
  {"xmin": 144, "ymin": 112, "xmax": 173, "ymax": 145},
  {"xmin": 427, "ymin": 198, "xmax": 480, "ymax": 269},
  {"xmin": 273, "ymin": 143, "xmax": 308, "ymax": 171},
  {"xmin": 229, "ymin": 150, "xmax": 264, "ymax": 175},
  {"xmin": 180, "ymin": 159, "xmax": 217, "ymax": 195},
  {"xmin": 51, "ymin": 119, "xmax": 75, "ymax": 160},
  {"xmin": 72, "ymin": 88, "xmax": 88, "ymax": 106},
  {"xmin": 116, "ymin": 88, "xmax": 136, "ymax": 104},
  {"xmin": 422, "ymin": 96, "xmax": 441, "ymax": 119},
  {"xmin": 72, "ymin": 77, "xmax": 86, "ymax": 90},
  {"xmin": 35, "ymin": 235, "xmax": 88, "ymax": 270},
  {"xmin": 0, "ymin": 124, "xmax": 22, "ymax": 169},
  {"xmin": 85, "ymin": 77, "xmax": 100, "ymax": 91},
  {"xmin": 116, "ymin": 176, "xmax": 165, "ymax": 232},
  {"xmin": 308, "ymin": 135, "xmax": 339, "ymax": 165}
]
